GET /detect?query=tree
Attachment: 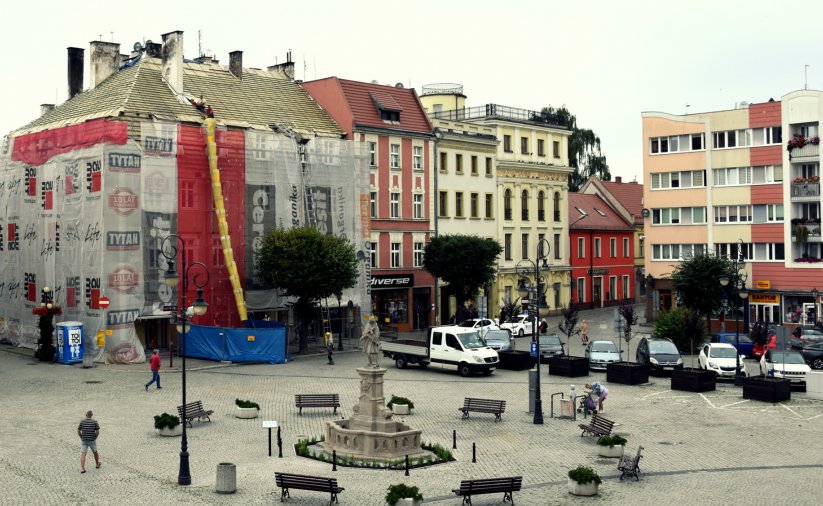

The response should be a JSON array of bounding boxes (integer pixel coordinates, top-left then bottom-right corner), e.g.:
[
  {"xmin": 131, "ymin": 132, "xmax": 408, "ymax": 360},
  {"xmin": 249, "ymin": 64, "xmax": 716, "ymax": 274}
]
[
  {"xmin": 423, "ymin": 235, "xmax": 503, "ymax": 309},
  {"xmin": 257, "ymin": 227, "xmax": 358, "ymax": 354},
  {"xmin": 557, "ymin": 301, "xmax": 581, "ymax": 344},
  {"xmin": 653, "ymin": 307, "xmax": 705, "ymax": 355},
  {"xmin": 618, "ymin": 300, "xmax": 639, "ymax": 357},
  {"xmin": 670, "ymin": 253, "xmax": 736, "ymax": 323},
  {"xmin": 537, "ymin": 106, "xmax": 611, "ymax": 191}
]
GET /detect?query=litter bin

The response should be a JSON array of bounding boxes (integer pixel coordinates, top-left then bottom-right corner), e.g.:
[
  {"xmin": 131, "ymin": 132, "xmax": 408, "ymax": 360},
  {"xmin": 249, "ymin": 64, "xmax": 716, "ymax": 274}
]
[
  {"xmin": 82, "ymin": 331, "xmax": 95, "ymax": 368},
  {"xmin": 528, "ymin": 370, "xmax": 538, "ymax": 413},
  {"xmin": 216, "ymin": 462, "xmax": 236, "ymax": 494},
  {"xmin": 56, "ymin": 322, "xmax": 84, "ymax": 365}
]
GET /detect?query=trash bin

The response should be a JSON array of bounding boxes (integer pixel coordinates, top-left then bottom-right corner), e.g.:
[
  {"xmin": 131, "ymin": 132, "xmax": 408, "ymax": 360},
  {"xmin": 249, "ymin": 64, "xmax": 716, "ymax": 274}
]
[
  {"xmin": 82, "ymin": 332, "xmax": 95, "ymax": 368},
  {"xmin": 215, "ymin": 462, "xmax": 236, "ymax": 494},
  {"xmin": 56, "ymin": 322, "xmax": 84, "ymax": 365},
  {"xmin": 528, "ymin": 370, "xmax": 538, "ymax": 413}
]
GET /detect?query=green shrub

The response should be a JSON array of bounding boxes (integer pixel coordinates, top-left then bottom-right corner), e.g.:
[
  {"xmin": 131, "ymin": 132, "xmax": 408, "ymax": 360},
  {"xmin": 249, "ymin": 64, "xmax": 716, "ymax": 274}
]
[
  {"xmin": 423, "ymin": 442, "xmax": 453, "ymax": 461},
  {"xmin": 235, "ymin": 398, "xmax": 260, "ymax": 410},
  {"xmin": 385, "ymin": 484, "xmax": 423, "ymax": 505},
  {"xmin": 597, "ymin": 435, "xmax": 627, "ymax": 447},
  {"xmin": 387, "ymin": 395, "xmax": 415, "ymax": 409},
  {"xmin": 568, "ymin": 465, "xmax": 602, "ymax": 485},
  {"xmin": 153, "ymin": 413, "xmax": 181, "ymax": 430}
]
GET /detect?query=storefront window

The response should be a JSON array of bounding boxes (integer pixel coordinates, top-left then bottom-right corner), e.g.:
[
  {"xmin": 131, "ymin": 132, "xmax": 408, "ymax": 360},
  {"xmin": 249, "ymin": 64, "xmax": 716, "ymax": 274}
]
[{"xmin": 375, "ymin": 289, "xmax": 409, "ymax": 324}]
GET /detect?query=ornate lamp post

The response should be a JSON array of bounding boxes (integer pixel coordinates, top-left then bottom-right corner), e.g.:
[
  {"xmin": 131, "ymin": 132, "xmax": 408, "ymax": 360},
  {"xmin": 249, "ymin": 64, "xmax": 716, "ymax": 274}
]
[
  {"xmin": 719, "ymin": 241, "xmax": 748, "ymax": 386},
  {"xmin": 161, "ymin": 234, "xmax": 209, "ymax": 486}
]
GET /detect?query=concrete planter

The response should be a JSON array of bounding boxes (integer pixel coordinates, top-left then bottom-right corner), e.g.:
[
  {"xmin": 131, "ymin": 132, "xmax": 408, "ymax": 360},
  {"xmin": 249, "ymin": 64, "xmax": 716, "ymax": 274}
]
[
  {"xmin": 671, "ymin": 368, "xmax": 716, "ymax": 392},
  {"xmin": 158, "ymin": 425, "xmax": 182, "ymax": 437},
  {"xmin": 548, "ymin": 356, "xmax": 590, "ymax": 377},
  {"xmin": 607, "ymin": 362, "xmax": 649, "ymax": 385},
  {"xmin": 568, "ymin": 478, "xmax": 599, "ymax": 496},
  {"xmin": 597, "ymin": 444, "xmax": 624, "ymax": 458},
  {"xmin": 391, "ymin": 404, "xmax": 410, "ymax": 415},
  {"xmin": 392, "ymin": 499, "xmax": 422, "ymax": 506},
  {"xmin": 807, "ymin": 371, "xmax": 823, "ymax": 400},
  {"xmin": 235, "ymin": 406, "xmax": 259, "ymax": 419}
]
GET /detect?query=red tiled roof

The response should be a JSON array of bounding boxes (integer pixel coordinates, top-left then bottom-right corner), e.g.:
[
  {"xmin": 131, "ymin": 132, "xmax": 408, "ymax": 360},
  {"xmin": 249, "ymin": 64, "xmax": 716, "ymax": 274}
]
[
  {"xmin": 568, "ymin": 193, "xmax": 633, "ymax": 231},
  {"xmin": 332, "ymin": 78, "xmax": 432, "ymax": 133},
  {"xmin": 601, "ymin": 180, "xmax": 644, "ymax": 225}
]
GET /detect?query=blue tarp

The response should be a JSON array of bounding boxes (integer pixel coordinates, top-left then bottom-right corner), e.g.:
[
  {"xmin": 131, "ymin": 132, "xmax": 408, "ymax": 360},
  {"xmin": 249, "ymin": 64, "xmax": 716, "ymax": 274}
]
[{"xmin": 184, "ymin": 323, "xmax": 288, "ymax": 364}]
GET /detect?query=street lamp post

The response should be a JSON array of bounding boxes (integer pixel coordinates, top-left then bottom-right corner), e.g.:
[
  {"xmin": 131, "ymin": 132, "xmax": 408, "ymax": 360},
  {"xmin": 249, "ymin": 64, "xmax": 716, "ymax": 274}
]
[
  {"xmin": 719, "ymin": 240, "xmax": 748, "ymax": 387},
  {"xmin": 517, "ymin": 238, "xmax": 550, "ymax": 425},
  {"xmin": 812, "ymin": 287, "xmax": 819, "ymax": 326},
  {"xmin": 161, "ymin": 234, "xmax": 209, "ymax": 486}
]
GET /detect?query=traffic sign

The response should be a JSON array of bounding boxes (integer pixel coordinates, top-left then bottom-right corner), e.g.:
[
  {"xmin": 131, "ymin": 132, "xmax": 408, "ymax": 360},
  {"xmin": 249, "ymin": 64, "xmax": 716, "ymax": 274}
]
[
  {"xmin": 98, "ymin": 296, "xmax": 110, "ymax": 309},
  {"xmin": 530, "ymin": 342, "xmax": 538, "ymax": 357}
]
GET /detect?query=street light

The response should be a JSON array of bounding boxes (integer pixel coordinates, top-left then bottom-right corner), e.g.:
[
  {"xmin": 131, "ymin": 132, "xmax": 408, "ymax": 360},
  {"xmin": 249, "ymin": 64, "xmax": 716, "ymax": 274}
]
[
  {"xmin": 719, "ymin": 244, "xmax": 748, "ymax": 386},
  {"xmin": 812, "ymin": 287, "xmax": 819, "ymax": 326},
  {"xmin": 516, "ymin": 238, "xmax": 550, "ymax": 425},
  {"xmin": 161, "ymin": 234, "xmax": 209, "ymax": 486}
]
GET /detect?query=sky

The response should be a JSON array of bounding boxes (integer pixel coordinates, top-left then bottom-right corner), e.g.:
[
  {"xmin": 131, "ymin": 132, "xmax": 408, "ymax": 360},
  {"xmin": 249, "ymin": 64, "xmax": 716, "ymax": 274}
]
[{"xmin": 4, "ymin": 0, "xmax": 823, "ymax": 182}]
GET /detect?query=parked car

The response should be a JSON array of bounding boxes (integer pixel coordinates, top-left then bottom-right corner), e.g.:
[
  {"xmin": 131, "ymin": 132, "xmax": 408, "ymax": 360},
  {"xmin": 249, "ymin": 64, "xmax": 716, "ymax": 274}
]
[
  {"xmin": 752, "ymin": 335, "xmax": 777, "ymax": 361},
  {"xmin": 500, "ymin": 315, "xmax": 535, "ymax": 337},
  {"xmin": 482, "ymin": 329, "xmax": 515, "ymax": 352},
  {"xmin": 636, "ymin": 337, "xmax": 683, "ymax": 372},
  {"xmin": 538, "ymin": 333, "xmax": 565, "ymax": 362},
  {"xmin": 759, "ymin": 349, "xmax": 811, "ymax": 383},
  {"xmin": 710, "ymin": 332, "xmax": 754, "ymax": 358},
  {"xmin": 697, "ymin": 343, "xmax": 748, "ymax": 379},
  {"xmin": 458, "ymin": 318, "xmax": 499, "ymax": 334},
  {"xmin": 798, "ymin": 341, "xmax": 823, "ymax": 369},
  {"xmin": 585, "ymin": 340, "xmax": 622, "ymax": 370},
  {"xmin": 792, "ymin": 326, "xmax": 823, "ymax": 343}
]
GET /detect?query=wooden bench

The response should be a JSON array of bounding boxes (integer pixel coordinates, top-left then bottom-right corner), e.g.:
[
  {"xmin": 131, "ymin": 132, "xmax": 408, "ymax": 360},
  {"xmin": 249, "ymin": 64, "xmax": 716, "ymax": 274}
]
[
  {"xmin": 176, "ymin": 400, "xmax": 214, "ymax": 428},
  {"xmin": 453, "ymin": 476, "xmax": 522, "ymax": 506},
  {"xmin": 578, "ymin": 413, "xmax": 614, "ymax": 437},
  {"xmin": 295, "ymin": 394, "xmax": 340, "ymax": 415},
  {"xmin": 458, "ymin": 397, "xmax": 506, "ymax": 422},
  {"xmin": 275, "ymin": 472, "xmax": 344, "ymax": 505},
  {"xmin": 618, "ymin": 445, "xmax": 644, "ymax": 481}
]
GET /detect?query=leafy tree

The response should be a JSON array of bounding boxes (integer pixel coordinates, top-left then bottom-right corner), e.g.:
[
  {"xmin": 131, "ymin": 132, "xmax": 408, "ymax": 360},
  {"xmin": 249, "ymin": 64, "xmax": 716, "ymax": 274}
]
[
  {"xmin": 670, "ymin": 253, "xmax": 736, "ymax": 322},
  {"xmin": 653, "ymin": 308, "xmax": 705, "ymax": 354},
  {"xmin": 499, "ymin": 299, "xmax": 521, "ymax": 323},
  {"xmin": 537, "ymin": 106, "xmax": 611, "ymax": 191},
  {"xmin": 557, "ymin": 301, "xmax": 581, "ymax": 343},
  {"xmin": 257, "ymin": 227, "xmax": 358, "ymax": 353},
  {"xmin": 424, "ymin": 235, "xmax": 502, "ymax": 309},
  {"xmin": 618, "ymin": 300, "xmax": 639, "ymax": 356}
]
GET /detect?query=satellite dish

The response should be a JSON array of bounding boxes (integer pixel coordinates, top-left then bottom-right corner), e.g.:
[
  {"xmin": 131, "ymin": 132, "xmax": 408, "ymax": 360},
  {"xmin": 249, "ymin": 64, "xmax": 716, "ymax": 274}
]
[{"xmin": 133, "ymin": 42, "xmax": 143, "ymax": 52}]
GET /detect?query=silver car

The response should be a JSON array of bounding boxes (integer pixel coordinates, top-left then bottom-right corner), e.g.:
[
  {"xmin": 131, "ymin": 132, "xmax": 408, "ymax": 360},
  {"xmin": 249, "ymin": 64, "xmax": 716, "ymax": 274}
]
[
  {"xmin": 586, "ymin": 340, "xmax": 622, "ymax": 370},
  {"xmin": 482, "ymin": 329, "xmax": 515, "ymax": 352}
]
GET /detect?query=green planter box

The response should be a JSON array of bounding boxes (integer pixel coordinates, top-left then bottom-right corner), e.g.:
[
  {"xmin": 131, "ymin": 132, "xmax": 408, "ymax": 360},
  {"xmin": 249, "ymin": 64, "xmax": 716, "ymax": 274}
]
[
  {"xmin": 671, "ymin": 368, "xmax": 717, "ymax": 392},
  {"xmin": 742, "ymin": 376, "xmax": 792, "ymax": 403},
  {"xmin": 606, "ymin": 362, "xmax": 649, "ymax": 385},
  {"xmin": 548, "ymin": 356, "xmax": 589, "ymax": 377},
  {"xmin": 498, "ymin": 351, "xmax": 537, "ymax": 370}
]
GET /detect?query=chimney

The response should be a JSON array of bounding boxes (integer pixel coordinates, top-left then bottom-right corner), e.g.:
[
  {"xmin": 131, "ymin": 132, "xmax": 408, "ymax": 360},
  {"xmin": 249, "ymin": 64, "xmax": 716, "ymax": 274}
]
[
  {"xmin": 615, "ymin": 176, "xmax": 622, "ymax": 183},
  {"xmin": 161, "ymin": 30, "xmax": 184, "ymax": 93},
  {"xmin": 89, "ymin": 41, "xmax": 121, "ymax": 89},
  {"xmin": 40, "ymin": 104, "xmax": 55, "ymax": 117},
  {"xmin": 229, "ymin": 50, "xmax": 243, "ymax": 79},
  {"xmin": 268, "ymin": 62, "xmax": 295, "ymax": 80},
  {"xmin": 67, "ymin": 47, "xmax": 84, "ymax": 98}
]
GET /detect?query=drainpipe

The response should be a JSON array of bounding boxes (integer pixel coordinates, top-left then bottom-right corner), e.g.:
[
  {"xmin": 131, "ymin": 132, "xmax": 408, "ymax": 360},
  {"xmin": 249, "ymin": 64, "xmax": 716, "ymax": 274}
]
[
  {"xmin": 433, "ymin": 130, "xmax": 442, "ymax": 324},
  {"xmin": 590, "ymin": 230, "xmax": 595, "ymax": 310}
]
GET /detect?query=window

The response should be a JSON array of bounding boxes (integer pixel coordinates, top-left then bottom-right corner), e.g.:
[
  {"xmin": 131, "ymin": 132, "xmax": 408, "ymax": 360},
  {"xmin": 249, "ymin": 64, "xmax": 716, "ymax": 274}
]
[
  {"xmin": 368, "ymin": 142, "xmax": 377, "ymax": 166},
  {"xmin": 390, "ymin": 143, "xmax": 400, "ymax": 169},
  {"xmin": 623, "ymin": 237, "xmax": 630, "ymax": 257},
  {"xmin": 652, "ymin": 243, "xmax": 707, "ymax": 260},
  {"xmin": 439, "ymin": 151, "xmax": 447, "ymax": 172},
  {"xmin": 413, "ymin": 146, "xmax": 422, "ymax": 170},
  {"xmin": 766, "ymin": 204, "xmax": 784, "ymax": 222},
  {"xmin": 752, "ymin": 126, "xmax": 782, "ymax": 146},
  {"xmin": 180, "ymin": 180, "xmax": 195, "ymax": 209},
  {"xmin": 610, "ymin": 238, "xmax": 617, "ymax": 257},
  {"xmin": 577, "ymin": 277, "xmax": 586, "ymax": 304},
  {"xmin": 594, "ymin": 237, "xmax": 601, "ymax": 258},
  {"xmin": 390, "ymin": 192, "xmax": 400, "ymax": 218},
  {"xmin": 752, "ymin": 165, "xmax": 782, "ymax": 184},
  {"xmin": 381, "ymin": 109, "xmax": 400, "ymax": 122},
  {"xmin": 504, "ymin": 189, "xmax": 512, "ymax": 220},
  {"xmin": 521, "ymin": 234, "xmax": 529, "ymax": 260},
  {"xmin": 370, "ymin": 191, "xmax": 377, "ymax": 218},
  {"xmin": 553, "ymin": 192, "xmax": 561, "ymax": 221},
  {"xmin": 691, "ymin": 133, "xmax": 705, "ymax": 151},
  {"xmin": 456, "ymin": 154, "xmax": 463, "ymax": 174},
  {"xmin": 503, "ymin": 135, "xmax": 512, "ymax": 152},
  {"xmin": 578, "ymin": 237, "xmax": 585, "ymax": 259},
  {"xmin": 455, "ymin": 192, "xmax": 464, "ymax": 218},
  {"xmin": 713, "ymin": 166, "xmax": 753, "ymax": 186},
  {"xmin": 537, "ymin": 191, "xmax": 545, "ymax": 221},
  {"xmin": 485, "ymin": 157, "xmax": 492, "ymax": 176},
  {"xmin": 712, "ymin": 129, "xmax": 751, "ymax": 149},
  {"xmin": 521, "ymin": 190, "xmax": 529, "ymax": 220},
  {"xmin": 622, "ymin": 275, "xmax": 630, "ymax": 299},
  {"xmin": 553, "ymin": 141, "xmax": 560, "ymax": 158},
  {"xmin": 554, "ymin": 233, "xmax": 561, "ymax": 260},
  {"xmin": 370, "ymin": 242, "xmax": 377, "ymax": 268},
  {"xmin": 713, "ymin": 205, "xmax": 753, "ymax": 223},
  {"xmin": 538, "ymin": 139, "xmax": 545, "ymax": 156},
  {"xmin": 521, "ymin": 137, "xmax": 529, "ymax": 155},
  {"xmin": 714, "ymin": 242, "xmax": 752, "ymax": 262},
  {"xmin": 413, "ymin": 193, "xmax": 423, "ymax": 219},
  {"xmin": 504, "ymin": 233, "xmax": 512, "ymax": 260},
  {"xmin": 609, "ymin": 276, "xmax": 617, "ymax": 301},
  {"xmin": 650, "ymin": 170, "xmax": 706, "ymax": 189},
  {"xmin": 485, "ymin": 194, "xmax": 493, "ymax": 218},
  {"xmin": 414, "ymin": 242, "xmax": 424, "ymax": 267},
  {"xmin": 212, "ymin": 237, "xmax": 225, "ymax": 268},
  {"xmin": 753, "ymin": 242, "xmax": 785, "ymax": 261},
  {"xmin": 470, "ymin": 193, "xmax": 479, "ymax": 218},
  {"xmin": 438, "ymin": 191, "xmax": 448, "ymax": 217},
  {"xmin": 391, "ymin": 242, "xmax": 401, "ymax": 268},
  {"xmin": 651, "ymin": 207, "xmax": 680, "ymax": 225}
]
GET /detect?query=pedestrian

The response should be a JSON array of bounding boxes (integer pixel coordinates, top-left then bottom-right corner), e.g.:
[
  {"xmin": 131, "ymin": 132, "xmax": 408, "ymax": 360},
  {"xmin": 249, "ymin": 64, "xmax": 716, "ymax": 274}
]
[
  {"xmin": 78, "ymin": 410, "xmax": 100, "ymax": 473},
  {"xmin": 326, "ymin": 332, "xmax": 334, "ymax": 365},
  {"xmin": 539, "ymin": 318, "xmax": 548, "ymax": 334},
  {"xmin": 586, "ymin": 381, "xmax": 609, "ymax": 413},
  {"xmin": 145, "ymin": 349, "xmax": 161, "ymax": 391},
  {"xmin": 581, "ymin": 319, "xmax": 589, "ymax": 345}
]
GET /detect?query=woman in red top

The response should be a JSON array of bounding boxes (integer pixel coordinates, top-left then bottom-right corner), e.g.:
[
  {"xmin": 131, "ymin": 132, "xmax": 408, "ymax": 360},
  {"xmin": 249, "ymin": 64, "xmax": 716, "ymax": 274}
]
[{"xmin": 145, "ymin": 349, "xmax": 162, "ymax": 391}]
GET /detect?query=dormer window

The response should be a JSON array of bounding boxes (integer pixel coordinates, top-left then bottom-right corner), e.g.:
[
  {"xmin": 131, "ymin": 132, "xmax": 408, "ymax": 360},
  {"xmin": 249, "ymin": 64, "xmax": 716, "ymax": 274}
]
[
  {"xmin": 380, "ymin": 109, "xmax": 400, "ymax": 122},
  {"xmin": 370, "ymin": 91, "xmax": 403, "ymax": 124}
]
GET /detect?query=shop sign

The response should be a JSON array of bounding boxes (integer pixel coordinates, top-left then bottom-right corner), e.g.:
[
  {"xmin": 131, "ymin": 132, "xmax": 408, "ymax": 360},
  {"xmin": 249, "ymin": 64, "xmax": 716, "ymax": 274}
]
[
  {"xmin": 755, "ymin": 280, "xmax": 770, "ymax": 289},
  {"xmin": 371, "ymin": 274, "xmax": 413, "ymax": 289},
  {"xmin": 750, "ymin": 293, "xmax": 779, "ymax": 304}
]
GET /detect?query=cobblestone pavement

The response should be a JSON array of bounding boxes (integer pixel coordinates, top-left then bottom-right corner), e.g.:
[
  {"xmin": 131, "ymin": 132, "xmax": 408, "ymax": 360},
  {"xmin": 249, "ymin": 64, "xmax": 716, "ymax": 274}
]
[{"xmin": 2, "ymin": 309, "xmax": 822, "ymax": 506}]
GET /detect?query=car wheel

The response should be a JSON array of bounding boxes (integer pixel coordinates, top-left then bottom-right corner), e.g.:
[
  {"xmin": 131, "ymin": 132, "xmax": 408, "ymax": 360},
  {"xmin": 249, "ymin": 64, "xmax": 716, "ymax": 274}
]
[
  {"xmin": 813, "ymin": 358, "xmax": 823, "ymax": 370},
  {"xmin": 395, "ymin": 356, "xmax": 407, "ymax": 369},
  {"xmin": 518, "ymin": 329, "xmax": 524, "ymax": 337},
  {"xmin": 459, "ymin": 364, "xmax": 471, "ymax": 377}
]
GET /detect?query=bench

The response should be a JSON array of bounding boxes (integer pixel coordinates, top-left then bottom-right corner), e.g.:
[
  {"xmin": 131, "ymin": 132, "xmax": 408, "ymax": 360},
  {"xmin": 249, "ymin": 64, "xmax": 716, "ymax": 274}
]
[
  {"xmin": 176, "ymin": 400, "xmax": 214, "ymax": 428},
  {"xmin": 275, "ymin": 472, "xmax": 344, "ymax": 505},
  {"xmin": 458, "ymin": 397, "xmax": 506, "ymax": 422},
  {"xmin": 453, "ymin": 476, "xmax": 522, "ymax": 506},
  {"xmin": 618, "ymin": 445, "xmax": 644, "ymax": 481},
  {"xmin": 578, "ymin": 413, "xmax": 614, "ymax": 437},
  {"xmin": 295, "ymin": 394, "xmax": 340, "ymax": 415}
]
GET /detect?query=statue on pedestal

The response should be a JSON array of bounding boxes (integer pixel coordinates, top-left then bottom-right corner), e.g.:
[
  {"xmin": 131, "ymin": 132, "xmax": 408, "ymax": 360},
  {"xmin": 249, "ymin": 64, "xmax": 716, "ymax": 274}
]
[{"xmin": 360, "ymin": 317, "xmax": 381, "ymax": 368}]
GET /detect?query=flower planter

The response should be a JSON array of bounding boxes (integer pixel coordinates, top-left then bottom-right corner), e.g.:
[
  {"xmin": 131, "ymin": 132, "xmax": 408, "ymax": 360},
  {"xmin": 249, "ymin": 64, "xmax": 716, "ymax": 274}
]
[
  {"xmin": 393, "ymin": 499, "xmax": 422, "ymax": 506},
  {"xmin": 742, "ymin": 376, "xmax": 791, "ymax": 403},
  {"xmin": 391, "ymin": 404, "xmax": 410, "ymax": 415},
  {"xmin": 498, "ymin": 351, "xmax": 537, "ymax": 370},
  {"xmin": 671, "ymin": 368, "xmax": 716, "ymax": 392},
  {"xmin": 567, "ymin": 478, "xmax": 598, "ymax": 496},
  {"xmin": 548, "ymin": 356, "xmax": 589, "ymax": 377},
  {"xmin": 158, "ymin": 425, "xmax": 182, "ymax": 437},
  {"xmin": 597, "ymin": 444, "xmax": 624, "ymax": 458},
  {"xmin": 606, "ymin": 362, "xmax": 649, "ymax": 385},
  {"xmin": 235, "ymin": 406, "xmax": 259, "ymax": 419}
]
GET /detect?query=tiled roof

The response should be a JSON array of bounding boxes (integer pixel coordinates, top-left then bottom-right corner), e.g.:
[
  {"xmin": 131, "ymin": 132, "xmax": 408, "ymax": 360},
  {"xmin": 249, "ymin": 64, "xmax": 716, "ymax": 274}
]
[
  {"xmin": 335, "ymin": 78, "xmax": 432, "ymax": 134},
  {"xmin": 568, "ymin": 193, "xmax": 633, "ymax": 231},
  {"xmin": 601, "ymin": 180, "xmax": 644, "ymax": 225},
  {"xmin": 14, "ymin": 57, "xmax": 344, "ymax": 138}
]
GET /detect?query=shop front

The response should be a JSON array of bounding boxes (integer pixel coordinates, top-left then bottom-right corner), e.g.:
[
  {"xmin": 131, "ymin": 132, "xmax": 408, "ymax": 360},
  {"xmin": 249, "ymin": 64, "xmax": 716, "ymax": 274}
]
[
  {"xmin": 371, "ymin": 273, "xmax": 432, "ymax": 332},
  {"xmin": 748, "ymin": 293, "xmax": 781, "ymax": 325}
]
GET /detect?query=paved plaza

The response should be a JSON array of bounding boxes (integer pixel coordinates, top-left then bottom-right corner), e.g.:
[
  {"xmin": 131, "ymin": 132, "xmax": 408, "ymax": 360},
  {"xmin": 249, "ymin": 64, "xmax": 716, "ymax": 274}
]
[{"xmin": 2, "ymin": 308, "xmax": 822, "ymax": 505}]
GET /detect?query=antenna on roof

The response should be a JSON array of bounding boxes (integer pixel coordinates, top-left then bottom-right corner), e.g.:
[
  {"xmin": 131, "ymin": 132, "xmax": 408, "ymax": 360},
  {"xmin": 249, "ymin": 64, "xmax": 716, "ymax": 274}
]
[{"xmin": 198, "ymin": 30, "xmax": 203, "ymax": 57}]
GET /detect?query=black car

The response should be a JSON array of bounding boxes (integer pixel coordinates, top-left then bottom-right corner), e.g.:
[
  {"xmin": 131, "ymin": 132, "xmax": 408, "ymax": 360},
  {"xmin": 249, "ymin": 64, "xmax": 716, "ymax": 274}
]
[
  {"xmin": 636, "ymin": 337, "xmax": 683, "ymax": 372},
  {"xmin": 799, "ymin": 341, "xmax": 823, "ymax": 369}
]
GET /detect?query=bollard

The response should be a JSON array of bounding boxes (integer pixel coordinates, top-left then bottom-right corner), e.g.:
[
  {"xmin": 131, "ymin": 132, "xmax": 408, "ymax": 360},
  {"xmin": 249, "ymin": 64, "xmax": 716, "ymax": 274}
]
[
  {"xmin": 452, "ymin": 429, "xmax": 457, "ymax": 450},
  {"xmin": 277, "ymin": 426, "xmax": 283, "ymax": 458},
  {"xmin": 332, "ymin": 450, "xmax": 337, "ymax": 471},
  {"xmin": 215, "ymin": 462, "xmax": 236, "ymax": 494},
  {"xmin": 472, "ymin": 443, "xmax": 476, "ymax": 463},
  {"xmin": 404, "ymin": 454, "xmax": 410, "ymax": 476}
]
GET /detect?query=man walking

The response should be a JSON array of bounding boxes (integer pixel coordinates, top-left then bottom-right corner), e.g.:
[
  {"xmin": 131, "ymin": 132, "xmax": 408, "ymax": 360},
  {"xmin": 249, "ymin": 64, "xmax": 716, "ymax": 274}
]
[
  {"xmin": 326, "ymin": 332, "xmax": 335, "ymax": 365},
  {"xmin": 78, "ymin": 410, "xmax": 100, "ymax": 473},
  {"xmin": 145, "ymin": 349, "xmax": 162, "ymax": 391}
]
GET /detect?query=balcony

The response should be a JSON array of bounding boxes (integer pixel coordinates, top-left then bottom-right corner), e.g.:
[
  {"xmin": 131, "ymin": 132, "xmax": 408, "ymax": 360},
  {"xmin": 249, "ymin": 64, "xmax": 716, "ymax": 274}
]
[
  {"xmin": 792, "ymin": 222, "xmax": 821, "ymax": 242},
  {"xmin": 429, "ymin": 104, "xmax": 568, "ymax": 128},
  {"xmin": 788, "ymin": 142, "xmax": 819, "ymax": 162},
  {"xmin": 791, "ymin": 181, "xmax": 820, "ymax": 201}
]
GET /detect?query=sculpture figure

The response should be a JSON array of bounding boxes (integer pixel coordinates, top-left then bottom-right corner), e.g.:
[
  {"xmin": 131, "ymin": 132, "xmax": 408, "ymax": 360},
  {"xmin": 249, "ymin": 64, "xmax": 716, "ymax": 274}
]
[{"xmin": 360, "ymin": 317, "xmax": 381, "ymax": 368}]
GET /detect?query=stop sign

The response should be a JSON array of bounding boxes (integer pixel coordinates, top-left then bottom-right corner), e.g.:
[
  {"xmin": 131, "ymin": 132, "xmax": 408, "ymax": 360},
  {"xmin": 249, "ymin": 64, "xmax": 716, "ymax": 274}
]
[{"xmin": 98, "ymin": 296, "xmax": 110, "ymax": 309}]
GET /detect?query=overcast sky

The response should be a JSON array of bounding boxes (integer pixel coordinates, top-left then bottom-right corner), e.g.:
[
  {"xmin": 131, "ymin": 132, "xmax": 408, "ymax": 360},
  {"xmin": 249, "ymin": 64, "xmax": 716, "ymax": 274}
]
[{"xmin": 4, "ymin": 0, "xmax": 823, "ymax": 181}]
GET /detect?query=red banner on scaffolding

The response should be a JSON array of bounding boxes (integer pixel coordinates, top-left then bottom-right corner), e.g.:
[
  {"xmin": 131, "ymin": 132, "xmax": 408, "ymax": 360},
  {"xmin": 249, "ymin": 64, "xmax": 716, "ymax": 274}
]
[{"xmin": 12, "ymin": 119, "xmax": 127, "ymax": 166}]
